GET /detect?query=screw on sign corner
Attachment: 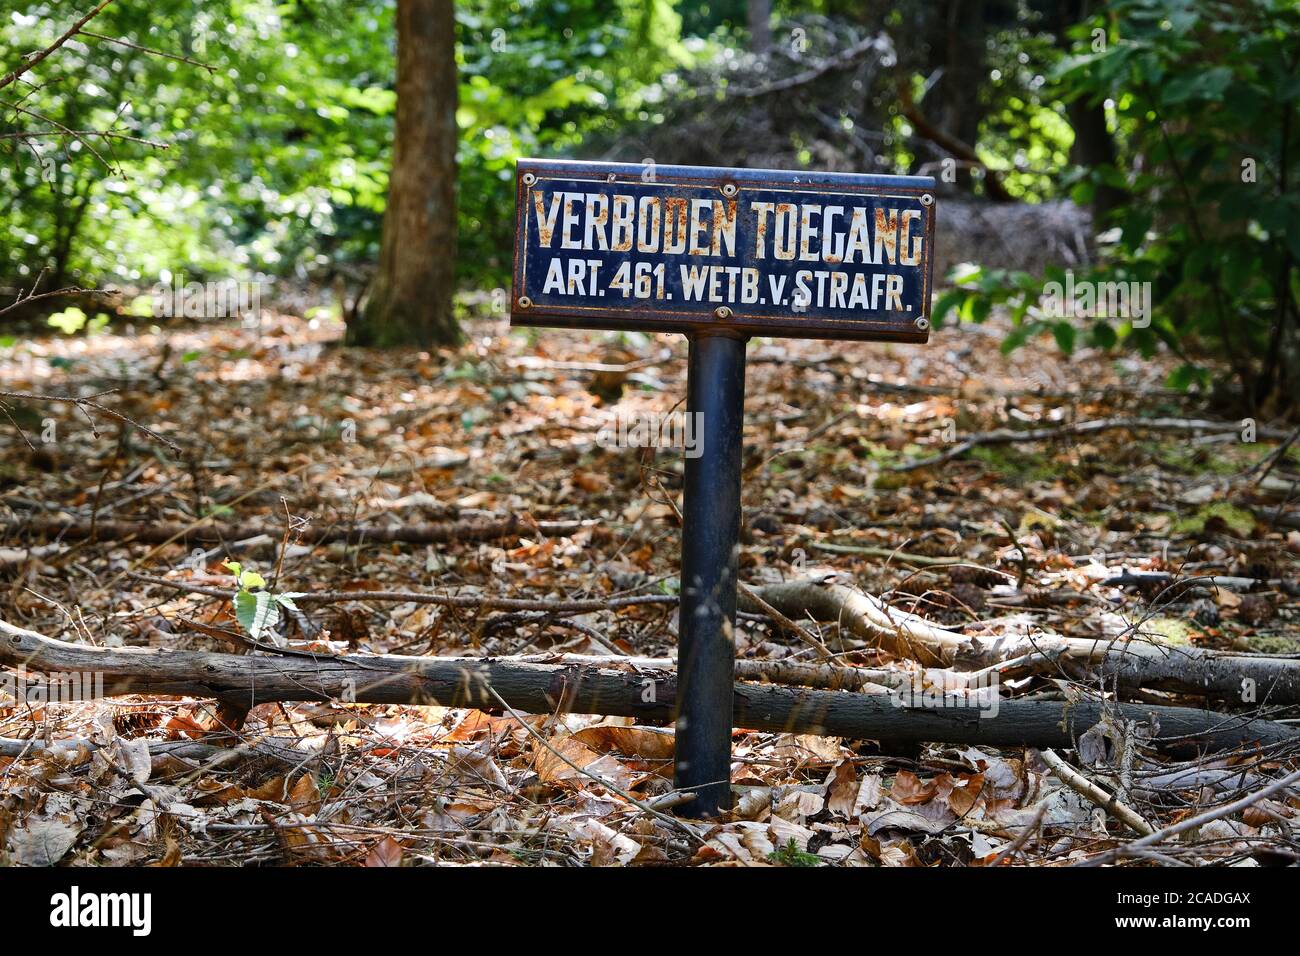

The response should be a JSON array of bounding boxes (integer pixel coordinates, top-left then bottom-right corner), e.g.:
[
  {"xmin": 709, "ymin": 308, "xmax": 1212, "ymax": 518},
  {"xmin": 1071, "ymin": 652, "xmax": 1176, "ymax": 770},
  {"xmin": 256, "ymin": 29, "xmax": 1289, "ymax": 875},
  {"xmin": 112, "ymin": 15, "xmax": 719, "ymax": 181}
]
[{"xmin": 914, "ymin": 316, "xmax": 930, "ymax": 332}]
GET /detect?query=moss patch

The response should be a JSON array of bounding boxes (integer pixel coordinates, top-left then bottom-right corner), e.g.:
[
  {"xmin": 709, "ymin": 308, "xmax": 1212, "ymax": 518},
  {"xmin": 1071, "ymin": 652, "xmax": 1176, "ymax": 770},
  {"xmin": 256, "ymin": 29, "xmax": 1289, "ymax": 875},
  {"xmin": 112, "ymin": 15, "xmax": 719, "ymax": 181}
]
[
  {"xmin": 1172, "ymin": 502, "xmax": 1257, "ymax": 538},
  {"xmin": 1232, "ymin": 632, "xmax": 1300, "ymax": 654},
  {"xmin": 969, "ymin": 445, "xmax": 1058, "ymax": 483},
  {"xmin": 1142, "ymin": 617, "xmax": 1199, "ymax": 647}
]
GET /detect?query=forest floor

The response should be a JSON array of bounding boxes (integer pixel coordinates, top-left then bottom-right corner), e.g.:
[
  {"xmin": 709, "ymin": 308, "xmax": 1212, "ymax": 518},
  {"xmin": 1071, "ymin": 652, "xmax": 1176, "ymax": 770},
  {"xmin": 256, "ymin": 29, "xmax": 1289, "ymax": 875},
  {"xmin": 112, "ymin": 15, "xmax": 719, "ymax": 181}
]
[{"xmin": 1, "ymin": 301, "xmax": 1298, "ymax": 866}]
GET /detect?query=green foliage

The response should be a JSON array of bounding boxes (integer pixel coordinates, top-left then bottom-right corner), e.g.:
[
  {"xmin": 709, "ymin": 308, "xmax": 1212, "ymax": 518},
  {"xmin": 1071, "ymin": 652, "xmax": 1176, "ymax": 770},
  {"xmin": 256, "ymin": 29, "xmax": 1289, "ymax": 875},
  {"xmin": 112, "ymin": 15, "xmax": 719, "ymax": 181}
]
[
  {"xmin": 223, "ymin": 559, "xmax": 303, "ymax": 644},
  {"xmin": 455, "ymin": 0, "xmax": 691, "ymax": 281},
  {"xmin": 977, "ymin": 29, "xmax": 1075, "ymax": 202},
  {"xmin": 3, "ymin": 0, "xmax": 690, "ymax": 294},
  {"xmin": 933, "ymin": 260, "xmax": 1168, "ymax": 361},
  {"xmin": 46, "ymin": 307, "xmax": 108, "ymax": 335},
  {"xmin": 3, "ymin": 0, "xmax": 397, "ymax": 287},
  {"xmin": 944, "ymin": 0, "xmax": 1300, "ymax": 407},
  {"xmin": 4, "ymin": 0, "xmax": 1295, "ymax": 409},
  {"xmin": 768, "ymin": 838, "xmax": 821, "ymax": 867}
]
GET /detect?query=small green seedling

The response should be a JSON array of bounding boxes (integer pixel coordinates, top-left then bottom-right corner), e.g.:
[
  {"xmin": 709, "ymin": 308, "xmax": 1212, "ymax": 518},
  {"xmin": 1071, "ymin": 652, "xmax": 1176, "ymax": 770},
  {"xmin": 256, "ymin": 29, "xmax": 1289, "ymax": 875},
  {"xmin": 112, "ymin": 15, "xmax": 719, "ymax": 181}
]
[
  {"xmin": 768, "ymin": 838, "xmax": 820, "ymax": 867},
  {"xmin": 223, "ymin": 560, "xmax": 305, "ymax": 646}
]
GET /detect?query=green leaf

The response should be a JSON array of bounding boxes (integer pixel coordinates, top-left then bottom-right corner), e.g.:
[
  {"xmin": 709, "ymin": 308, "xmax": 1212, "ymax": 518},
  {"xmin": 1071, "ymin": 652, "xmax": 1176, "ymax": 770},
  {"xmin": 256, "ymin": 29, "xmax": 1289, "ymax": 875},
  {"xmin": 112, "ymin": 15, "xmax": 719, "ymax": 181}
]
[
  {"xmin": 1000, "ymin": 321, "xmax": 1038, "ymax": 355},
  {"xmin": 1051, "ymin": 322, "xmax": 1077, "ymax": 354},
  {"xmin": 1165, "ymin": 363, "xmax": 1210, "ymax": 391},
  {"xmin": 275, "ymin": 593, "xmax": 303, "ymax": 611},
  {"xmin": 932, "ymin": 290, "xmax": 965, "ymax": 326},
  {"xmin": 234, "ymin": 589, "xmax": 279, "ymax": 641},
  {"xmin": 47, "ymin": 308, "xmax": 88, "ymax": 335},
  {"xmin": 1161, "ymin": 67, "xmax": 1233, "ymax": 105},
  {"xmin": 946, "ymin": 262, "xmax": 983, "ymax": 286},
  {"xmin": 1089, "ymin": 322, "xmax": 1118, "ymax": 349},
  {"xmin": 238, "ymin": 569, "xmax": 267, "ymax": 590}
]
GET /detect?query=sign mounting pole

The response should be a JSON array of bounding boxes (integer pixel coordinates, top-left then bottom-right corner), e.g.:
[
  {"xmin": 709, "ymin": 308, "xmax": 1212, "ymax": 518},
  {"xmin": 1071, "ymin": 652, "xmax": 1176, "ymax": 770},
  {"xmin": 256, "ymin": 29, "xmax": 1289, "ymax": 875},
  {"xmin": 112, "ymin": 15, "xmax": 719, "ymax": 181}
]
[
  {"xmin": 511, "ymin": 158, "xmax": 936, "ymax": 818},
  {"xmin": 676, "ymin": 330, "xmax": 746, "ymax": 817}
]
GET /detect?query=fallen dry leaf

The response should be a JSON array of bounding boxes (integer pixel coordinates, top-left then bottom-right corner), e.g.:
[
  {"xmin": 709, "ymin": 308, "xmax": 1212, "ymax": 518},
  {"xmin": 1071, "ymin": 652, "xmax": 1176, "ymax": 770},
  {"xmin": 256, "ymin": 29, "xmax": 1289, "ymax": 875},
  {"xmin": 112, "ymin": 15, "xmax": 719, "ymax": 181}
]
[
  {"xmin": 366, "ymin": 836, "xmax": 405, "ymax": 867},
  {"xmin": 7, "ymin": 816, "xmax": 83, "ymax": 866}
]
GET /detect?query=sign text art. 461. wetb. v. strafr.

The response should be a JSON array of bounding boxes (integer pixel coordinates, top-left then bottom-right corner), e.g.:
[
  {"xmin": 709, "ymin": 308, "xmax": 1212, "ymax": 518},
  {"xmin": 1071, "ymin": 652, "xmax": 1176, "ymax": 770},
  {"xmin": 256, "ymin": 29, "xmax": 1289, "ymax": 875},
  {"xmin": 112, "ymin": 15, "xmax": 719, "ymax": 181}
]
[{"xmin": 511, "ymin": 160, "xmax": 936, "ymax": 342}]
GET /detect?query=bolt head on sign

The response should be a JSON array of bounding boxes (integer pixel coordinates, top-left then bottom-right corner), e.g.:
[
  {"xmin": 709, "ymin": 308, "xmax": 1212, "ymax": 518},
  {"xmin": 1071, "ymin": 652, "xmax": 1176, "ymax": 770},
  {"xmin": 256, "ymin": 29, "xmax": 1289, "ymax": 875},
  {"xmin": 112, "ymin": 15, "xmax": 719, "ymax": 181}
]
[{"xmin": 511, "ymin": 159, "xmax": 936, "ymax": 342}]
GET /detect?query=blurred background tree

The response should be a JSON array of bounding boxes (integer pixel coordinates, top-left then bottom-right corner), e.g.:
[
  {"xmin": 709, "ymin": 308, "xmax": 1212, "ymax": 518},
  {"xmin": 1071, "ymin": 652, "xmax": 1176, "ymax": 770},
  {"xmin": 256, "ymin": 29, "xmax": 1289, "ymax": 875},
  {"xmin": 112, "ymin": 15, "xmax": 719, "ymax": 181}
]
[
  {"xmin": 1, "ymin": 0, "xmax": 1295, "ymax": 408},
  {"xmin": 345, "ymin": 0, "xmax": 458, "ymax": 348}
]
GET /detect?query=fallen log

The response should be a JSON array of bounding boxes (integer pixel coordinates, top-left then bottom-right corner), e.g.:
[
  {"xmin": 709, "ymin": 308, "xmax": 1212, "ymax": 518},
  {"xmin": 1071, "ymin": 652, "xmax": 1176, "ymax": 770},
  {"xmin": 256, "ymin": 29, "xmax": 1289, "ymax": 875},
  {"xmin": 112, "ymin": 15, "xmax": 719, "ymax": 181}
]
[
  {"xmin": 2, "ymin": 619, "xmax": 1293, "ymax": 755},
  {"xmin": 892, "ymin": 417, "xmax": 1295, "ymax": 472},
  {"xmin": 506, "ymin": 653, "xmax": 904, "ymax": 693},
  {"xmin": 0, "ymin": 733, "xmax": 302, "ymax": 767},
  {"xmin": 9, "ymin": 515, "xmax": 586, "ymax": 548},
  {"xmin": 751, "ymin": 579, "xmax": 1300, "ymax": 705}
]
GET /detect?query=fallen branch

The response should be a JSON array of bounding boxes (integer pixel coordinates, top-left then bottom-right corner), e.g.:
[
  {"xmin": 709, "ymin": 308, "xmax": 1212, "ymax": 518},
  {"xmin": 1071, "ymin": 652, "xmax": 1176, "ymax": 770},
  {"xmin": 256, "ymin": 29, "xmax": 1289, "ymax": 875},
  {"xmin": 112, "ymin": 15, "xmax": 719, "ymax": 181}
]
[
  {"xmin": 893, "ymin": 417, "xmax": 1294, "ymax": 472},
  {"xmin": 752, "ymin": 579, "xmax": 1300, "ymax": 704},
  {"xmin": 132, "ymin": 574, "xmax": 676, "ymax": 614},
  {"xmin": 0, "ymin": 733, "xmax": 301, "ymax": 768},
  {"xmin": 738, "ymin": 581, "xmax": 835, "ymax": 660},
  {"xmin": 13, "ymin": 514, "xmax": 586, "ymax": 547},
  {"xmin": 1, "ymin": 619, "xmax": 1292, "ymax": 754},
  {"xmin": 896, "ymin": 79, "xmax": 1014, "ymax": 202},
  {"xmin": 807, "ymin": 541, "xmax": 990, "ymax": 568},
  {"xmin": 0, "ymin": 389, "xmax": 180, "ymax": 454},
  {"xmin": 503, "ymin": 653, "xmax": 905, "ymax": 693},
  {"xmin": 0, "ymin": 543, "xmax": 68, "ymax": 567},
  {"xmin": 1076, "ymin": 767, "xmax": 1300, "ymax": 866},
  {"xmin": 1039, "ymin": 748, "xmax": 1154, "ymax": 836},
  {"xmin": 747, "ymin": 579, "xmax": 968, "ymax": 667}
]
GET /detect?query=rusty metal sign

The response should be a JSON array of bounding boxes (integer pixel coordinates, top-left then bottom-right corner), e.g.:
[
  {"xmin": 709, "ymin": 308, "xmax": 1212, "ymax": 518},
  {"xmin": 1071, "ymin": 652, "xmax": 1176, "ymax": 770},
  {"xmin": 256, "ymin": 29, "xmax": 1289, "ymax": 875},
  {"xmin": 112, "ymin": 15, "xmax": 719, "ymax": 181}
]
[{"xmin": 511, "ymin": 159, "xmax": 935, "ymax": 342}]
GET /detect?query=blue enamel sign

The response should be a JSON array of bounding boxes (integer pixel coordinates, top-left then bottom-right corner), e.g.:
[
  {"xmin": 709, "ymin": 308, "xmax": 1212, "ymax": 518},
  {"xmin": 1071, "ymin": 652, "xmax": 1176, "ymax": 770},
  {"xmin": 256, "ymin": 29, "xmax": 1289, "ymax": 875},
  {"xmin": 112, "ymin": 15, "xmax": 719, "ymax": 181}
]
[{"xmin": 511, "ymin": 159, "xmax": 935, "ymax": 342}]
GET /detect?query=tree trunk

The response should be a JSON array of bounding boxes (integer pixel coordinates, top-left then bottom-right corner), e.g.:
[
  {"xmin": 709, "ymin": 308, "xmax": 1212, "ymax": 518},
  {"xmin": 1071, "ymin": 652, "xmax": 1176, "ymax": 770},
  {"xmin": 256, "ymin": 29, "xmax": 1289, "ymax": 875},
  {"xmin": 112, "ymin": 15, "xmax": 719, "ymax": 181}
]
[
  {"xmin": 929, "ymin": 0, "xmax": 988, "ymax": 193},
  {"xmin": 1068, "ymin": 98, "xmax": 1123, "ymax": 221},
  {"xmin": 1057, "ymin": 0, "xmax": 1123, "ymax": 222},
  {"xmin": 747, "ymin": 0, "xmax": 772, "ymax": 54},
  {"xmin": 346, "ymin": 0, "xmax": 459, "ymax": 348}
]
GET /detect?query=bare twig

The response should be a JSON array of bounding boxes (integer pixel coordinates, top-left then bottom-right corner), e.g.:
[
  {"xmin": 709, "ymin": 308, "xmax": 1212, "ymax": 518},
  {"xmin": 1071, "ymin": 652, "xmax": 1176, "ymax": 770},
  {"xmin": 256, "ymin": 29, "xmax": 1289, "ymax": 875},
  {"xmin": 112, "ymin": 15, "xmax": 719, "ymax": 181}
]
[
  {"xmin": 732, "ymin": 32, "xmax": 888, "ymax": 98},
  {"xmin": 1039, "ymin": 748, "xmax": 1154, "ymax": 836},
  {"xmin": 1075, "ymin": 767, "xmax": 1300, "ymax": 866},
  {"xmin": 895, "ymin": 417, "xmax": 1294, "ymax": 472},
  {"xmin": 78, "ymin": 30, "xmax": 216, "ymax": 73},
  {"xmin": 0, "ymin": 0, "xmax": 116, "ymax": 92},
  {"xmin": 738, "ymin": 581, "xmax": 835, "ymax": 660},
  {"xmin": 0, "ymin": 285, "xmax": 108, "ymax": 319},
  {"xmin": 0, "ymin": 389, "xmax": 179, "ymax": 454},
  {"xmin": 0, "ymin": 128, "xmax": 167, "ymax": 148},
  {"xmin": 130, "ymin": 572, "xmax": 677, "ymax": 615}
]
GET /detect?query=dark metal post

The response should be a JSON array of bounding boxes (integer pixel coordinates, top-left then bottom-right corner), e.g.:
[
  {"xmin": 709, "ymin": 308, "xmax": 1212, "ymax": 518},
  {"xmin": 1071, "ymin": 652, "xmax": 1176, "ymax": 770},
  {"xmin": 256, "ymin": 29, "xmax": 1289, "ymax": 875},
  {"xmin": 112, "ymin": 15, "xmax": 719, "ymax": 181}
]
[{"xmin": 675, "ymin": 331, "xmax": 747, "ymax": 818}]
